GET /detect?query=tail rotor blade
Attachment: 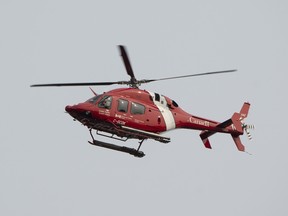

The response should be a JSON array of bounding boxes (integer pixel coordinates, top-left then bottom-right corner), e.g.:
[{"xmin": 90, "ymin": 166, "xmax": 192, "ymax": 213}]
[
  {"xmin": 242, "ymin": 123, "xmax": 255, "ymax": 140},
  {"xmin": 245, "ymin": 128, "xmax": 252, "ymax": 140}
]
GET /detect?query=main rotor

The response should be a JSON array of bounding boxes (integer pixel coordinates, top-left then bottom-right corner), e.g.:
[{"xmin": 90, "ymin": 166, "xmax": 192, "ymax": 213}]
[{"xmin": 31, "ymin": 45, "xmax": 237, "ymax": 88}]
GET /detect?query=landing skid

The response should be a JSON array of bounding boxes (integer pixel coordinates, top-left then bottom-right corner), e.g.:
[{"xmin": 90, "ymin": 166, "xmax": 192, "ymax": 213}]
[
  {"xmin": 88, "ymin": 129, "xmax": 145, "ymax": 158},
  {"xmin": 88, "ymin": 140, "xmax": 145, "ymax": 158}
]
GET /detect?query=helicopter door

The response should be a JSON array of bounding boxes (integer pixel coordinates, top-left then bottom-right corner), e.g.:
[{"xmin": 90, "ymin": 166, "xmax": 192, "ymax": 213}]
[
  {"xmin": 117, "ymin": 99, "xmax": 129, "ymax": 113},
  {"xmin": 131, "ymin": 102, "xmax": 145, "ymax": 115},
  {"xmin": 97, "ymin": 95, "xmax": 115, "ymax": 118},
  {"xmin": 129, "ymin": 102, "xmax": 147, "ymax": 129},
  {"xmin": 113, "ymin": 99, "xmax": 130, "ymax": 126}
]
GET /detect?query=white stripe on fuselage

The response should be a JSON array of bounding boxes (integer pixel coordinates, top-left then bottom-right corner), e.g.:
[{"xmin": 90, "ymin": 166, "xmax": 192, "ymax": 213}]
[{"xmin": 148, "ymin": 91, "xmax": 176, "ymax": 131}]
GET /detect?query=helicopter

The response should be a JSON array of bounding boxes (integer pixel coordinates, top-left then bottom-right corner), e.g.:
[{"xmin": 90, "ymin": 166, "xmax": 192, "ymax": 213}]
[{"xmin": 31, "ymin": 45, "xmax": 254, "ymax": 158}]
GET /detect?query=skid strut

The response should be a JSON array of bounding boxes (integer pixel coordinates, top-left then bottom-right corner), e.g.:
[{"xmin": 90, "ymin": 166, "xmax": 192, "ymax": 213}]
[{"xmin": 88, "ymin": 129, "xmax": 145, "ymax": 158}]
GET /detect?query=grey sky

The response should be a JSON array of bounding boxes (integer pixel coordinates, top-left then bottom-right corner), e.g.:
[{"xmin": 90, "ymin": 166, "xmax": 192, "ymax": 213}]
[{"xmin": 1, "ymin": 0, "xmax": 288, "ymax": 215}]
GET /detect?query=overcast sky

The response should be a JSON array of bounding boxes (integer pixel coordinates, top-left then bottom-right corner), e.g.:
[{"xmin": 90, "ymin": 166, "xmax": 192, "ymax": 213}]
[{"xmin": 1, "ymin": 0, "xmax": 288, "ymax": 215}]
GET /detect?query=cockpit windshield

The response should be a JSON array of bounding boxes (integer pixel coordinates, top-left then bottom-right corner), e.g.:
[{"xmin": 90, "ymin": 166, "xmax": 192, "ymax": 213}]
[{"xmin": 86, "ymin": 94, "xmax": 103, "ymax": 104}]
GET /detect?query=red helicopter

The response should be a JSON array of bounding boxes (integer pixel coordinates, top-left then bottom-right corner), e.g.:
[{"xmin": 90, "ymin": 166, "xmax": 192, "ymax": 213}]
[{"xmin": 31, "ymin": 45, "xmax": 254, "ymax": 157}]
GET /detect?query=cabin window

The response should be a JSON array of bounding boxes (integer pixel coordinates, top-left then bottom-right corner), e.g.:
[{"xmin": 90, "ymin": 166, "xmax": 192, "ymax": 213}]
[
  {"xmin": 131, "ymin": 102, "xmax": 145, "ymax": 115},
  {"xmin": 117, "ymin": 99, "xmax": 128, "ymax": 113},
  {"xmin": 98, "ymin": 96, "xmax": 112, "ymax": 109}
]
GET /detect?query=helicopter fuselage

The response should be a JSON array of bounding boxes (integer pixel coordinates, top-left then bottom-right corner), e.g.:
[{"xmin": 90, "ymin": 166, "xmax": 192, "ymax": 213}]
[{"xmin": 65, "ymin": 88, "xmax": 238, "ymax": 141}]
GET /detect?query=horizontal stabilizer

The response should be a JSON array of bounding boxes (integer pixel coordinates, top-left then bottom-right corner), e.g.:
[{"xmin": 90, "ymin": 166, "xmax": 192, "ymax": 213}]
[
  {"xmin": 200, "ymin": 134, "xmax": 212, "ymax": 149},
  {"xmin": 200, "ymin": 118, "xmax": 233, "ymax": 149}
]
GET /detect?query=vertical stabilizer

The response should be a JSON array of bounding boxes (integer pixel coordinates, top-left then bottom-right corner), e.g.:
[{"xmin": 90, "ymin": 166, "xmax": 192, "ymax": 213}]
[
  {"xmin": 240, "ymin": 102, "xmax": 250, "ymax": 118},
  {"xmin": 231, "ymin": 135, "xmax": 245, "ymax": 151}
]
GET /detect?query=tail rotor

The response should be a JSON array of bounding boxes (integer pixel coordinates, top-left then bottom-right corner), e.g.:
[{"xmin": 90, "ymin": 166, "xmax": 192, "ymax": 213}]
[{"xmin": 242, "ymin": 122, "xmax": 255, "ymax": 140}]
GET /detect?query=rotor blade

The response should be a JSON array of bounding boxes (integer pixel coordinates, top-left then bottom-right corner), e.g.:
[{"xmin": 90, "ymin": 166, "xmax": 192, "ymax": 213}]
[
  {"xmin": 118, "ymin": 45, "xmax": 136, "ymax": 81},
  {"xmin": 140, "ymin": 69, "xmax": 237, "ymax": 84},
  {"xmin": 30, "ymin": 81, "xmax": 126, "ymax": 87}
]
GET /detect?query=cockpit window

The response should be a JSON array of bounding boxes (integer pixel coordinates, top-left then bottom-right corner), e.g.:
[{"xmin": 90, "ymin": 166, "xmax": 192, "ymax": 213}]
[
  {"xmin": 87, "ymin": 94, "xmax": 103, "ymax": 104},
  {"xmin": 118, "ymin": 99, "xmax": 128, "ymax": 113},
  {"xmin": 131, "ymin": 102, "xmax": 145, "ymax": 115},
  {"xmin": 98, "ymin": 96, "xmax": 112, "ymax": 109}
]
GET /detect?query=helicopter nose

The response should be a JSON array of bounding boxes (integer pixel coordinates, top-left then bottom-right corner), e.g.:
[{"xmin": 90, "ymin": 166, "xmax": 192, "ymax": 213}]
[
  {"xmin": 65, "ymin": 104, "xmax": 93, "ymax": 123},
  {"xmin": 65, "ymin": 105, "xmax": 73, "ymax": 113},
  {"xmin": 65, "ymin": 105, "xmax": 80, "ymax": 114},
  {"xmin": 65, "ymin": 104, "xmax": 92, "ymax": 116},
  {"xmin": 65, "ymin": 105, "xmax": 81, "ymax": 118}
]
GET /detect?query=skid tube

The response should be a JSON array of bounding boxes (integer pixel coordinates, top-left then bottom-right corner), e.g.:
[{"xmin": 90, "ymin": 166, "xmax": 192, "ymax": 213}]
[{"xmin": 88, "ymin": 129, "xmax": 145, "ymax": 158}]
